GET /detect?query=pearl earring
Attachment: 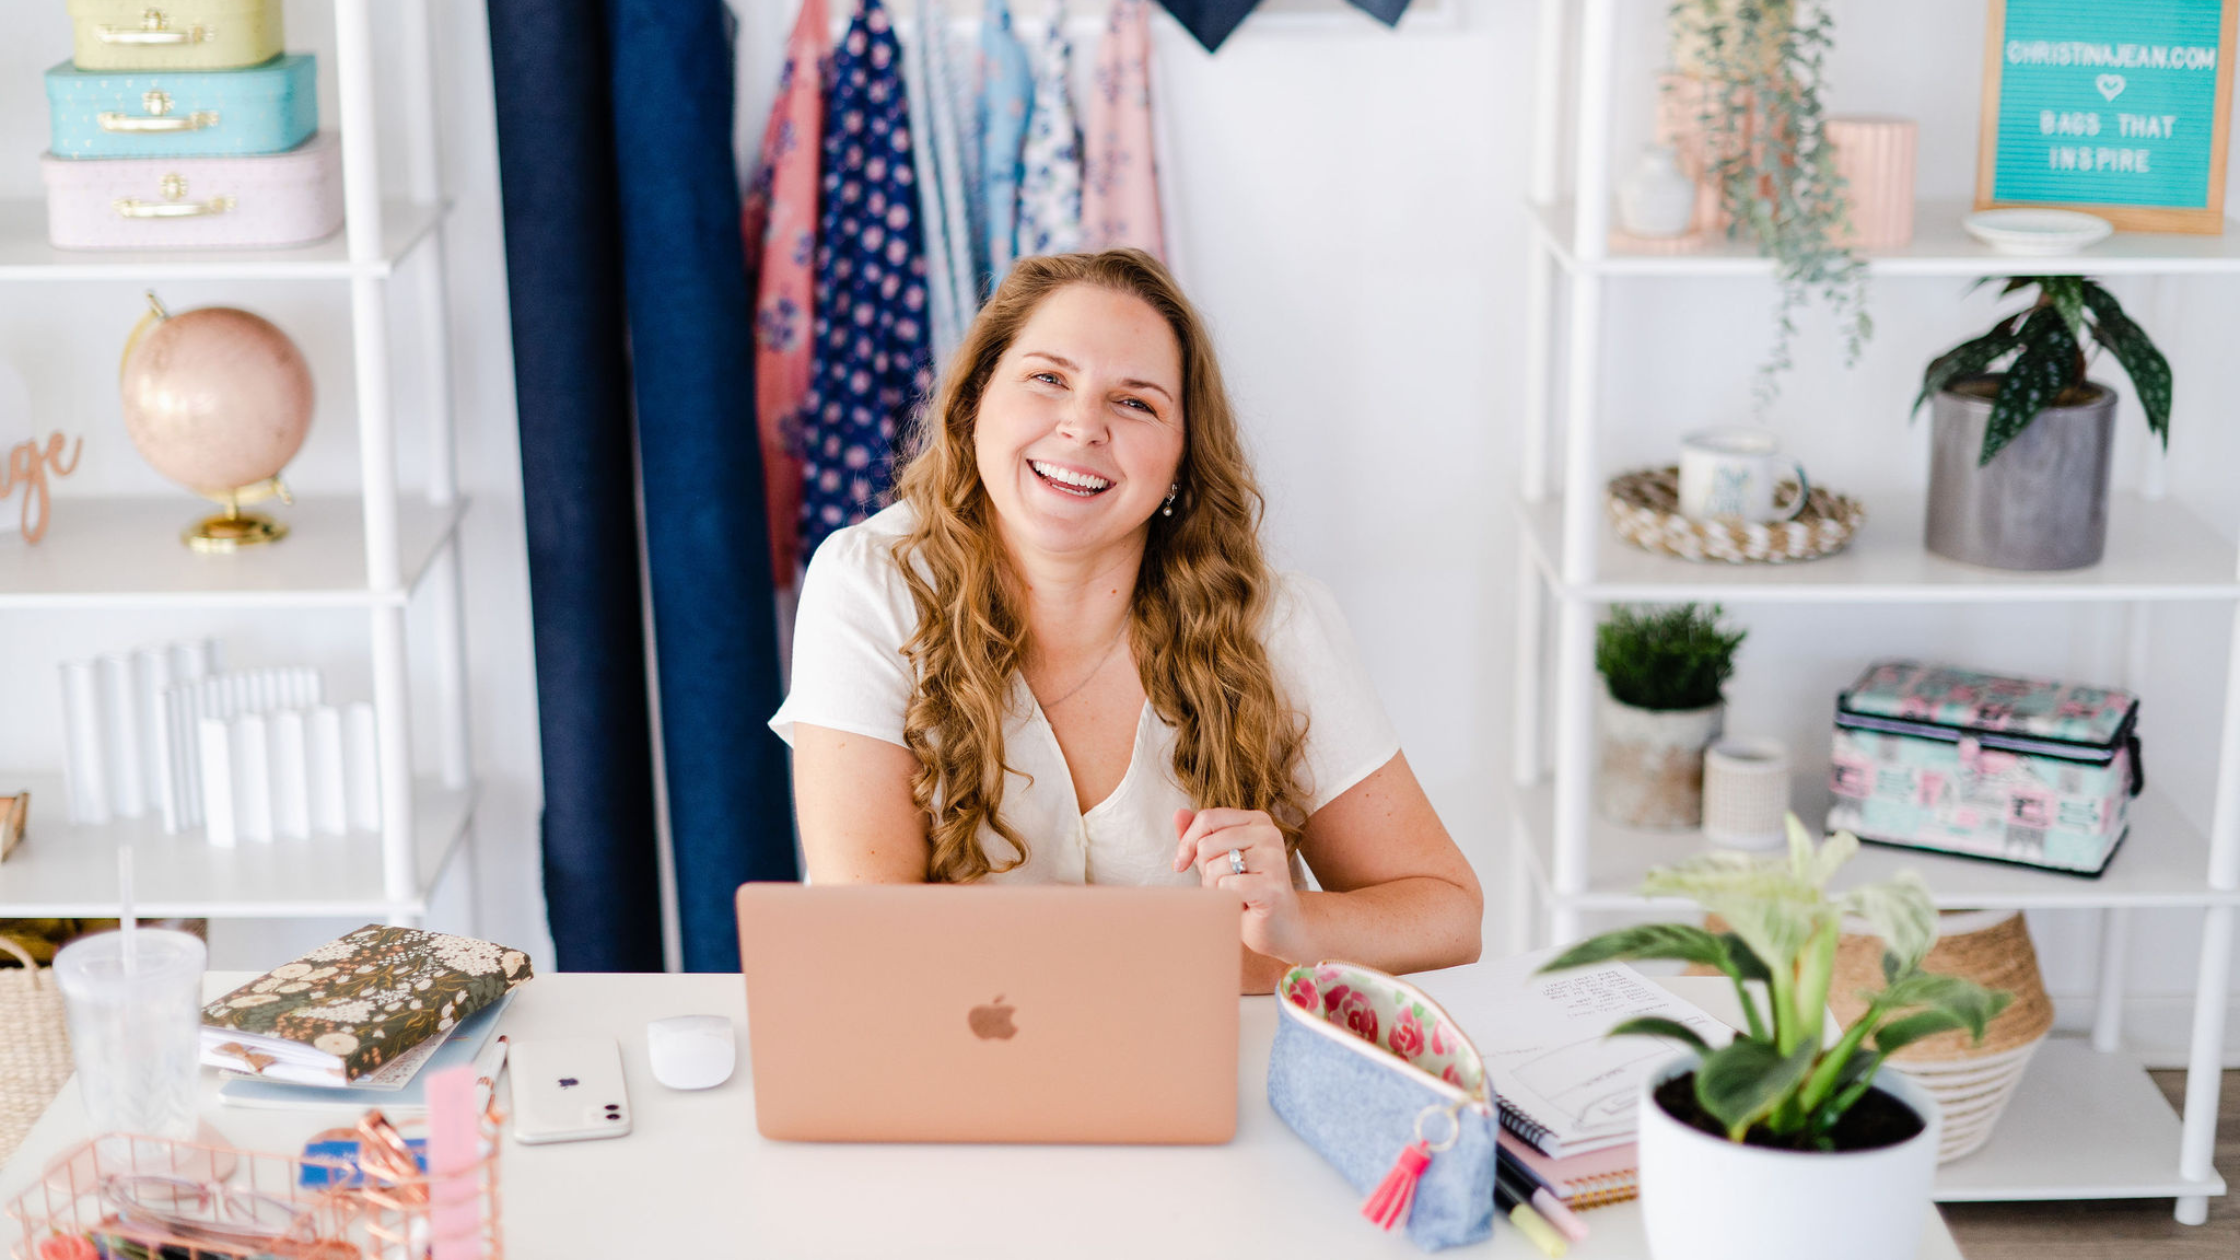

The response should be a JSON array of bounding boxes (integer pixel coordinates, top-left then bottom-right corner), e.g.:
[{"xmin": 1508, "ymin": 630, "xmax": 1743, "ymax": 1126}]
[{"xmin": 1162, "ymin": 483, "xmax": 1178, "ymax": 517}]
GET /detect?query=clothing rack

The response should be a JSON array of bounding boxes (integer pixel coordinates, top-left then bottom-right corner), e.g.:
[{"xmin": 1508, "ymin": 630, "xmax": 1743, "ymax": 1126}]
[{"xmin": 824, "ymin": 0, "xmax": 1465, "ymax": 43}]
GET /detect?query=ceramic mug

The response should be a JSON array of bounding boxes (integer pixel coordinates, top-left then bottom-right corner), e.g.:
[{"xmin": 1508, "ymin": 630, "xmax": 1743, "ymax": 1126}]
[{"xmin": 1678, "ymin": 428, "xmax": 1810, "ymax": 523}]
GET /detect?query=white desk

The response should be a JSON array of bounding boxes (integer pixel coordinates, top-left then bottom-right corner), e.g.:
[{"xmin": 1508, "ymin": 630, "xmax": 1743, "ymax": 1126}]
[{"xmin": 1, "ymin": 971, "xmax": 1966, "ymax": 1258}]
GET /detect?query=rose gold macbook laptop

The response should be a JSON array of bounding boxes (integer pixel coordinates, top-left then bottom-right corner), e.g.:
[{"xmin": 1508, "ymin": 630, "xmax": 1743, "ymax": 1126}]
[{"xmin": 735, "ymin": 883, "xmax": 1240, "ymax": 1144}]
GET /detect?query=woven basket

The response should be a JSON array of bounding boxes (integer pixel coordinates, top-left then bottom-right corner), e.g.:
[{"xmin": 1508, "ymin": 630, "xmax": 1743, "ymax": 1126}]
[
  {"xmin": 1691, "ymin": 908, "xmax": 2053, "ymax": 1163},
  {"xmin": 0, "ymin": 935, "xmax": 75, "ymax": 1167},
  {"xmin": 1829, "ymin": 909, "xmax": 2054, "ymax": 1064},
  {"xmin": 1834, "ymin": 909, "xmax": 2053, "ymax": 1163},
  {"xmin": 1608, "ymin": 466, "xmax": 1865, "ymax": 564}
]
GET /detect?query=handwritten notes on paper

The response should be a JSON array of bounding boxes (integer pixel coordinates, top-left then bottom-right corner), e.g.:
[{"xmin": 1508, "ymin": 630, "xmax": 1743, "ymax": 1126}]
[
  {"xmin": 1979, "ymin": 0, "xmax": 2237, "ymax": 229},
  {"xmin": 1464, "ymin": 951, "xmax": 1735, "ymax": 1156}
]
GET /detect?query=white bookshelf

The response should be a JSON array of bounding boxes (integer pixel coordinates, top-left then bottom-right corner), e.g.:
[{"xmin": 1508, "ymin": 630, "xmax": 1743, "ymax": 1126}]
[
  {"xmin": 0, "ymin": 496, "xmax": 464, "ymax": 609},
  {"xmin": 1530, "ymin": 196, "xmax": 2240, "ymax": 277},
  {"xmin": 1513, "ymin": 0, "xmax": 2238, "ymax": 1224},
  {"xmin": 1518, "ymin": 493, "xmax": 2240, "ymax": 604},
  {"xmin": 1511, "ymin": 783, "xmax": 2240, "ymax": 913},
  {"xmin": 1930, "ymin": 1040, "xmax": 2229, "ymax": 1202},
  {"xmin": 0, "ymin": 773, "xmax": 473, "ymax": 920},
  {"xmin": 1, "ymin": 0, "xmax": 475, "ymax": 925},
  {"xmin": 0, "ymin": 198, "xmax": 446, "ymax": 281}
]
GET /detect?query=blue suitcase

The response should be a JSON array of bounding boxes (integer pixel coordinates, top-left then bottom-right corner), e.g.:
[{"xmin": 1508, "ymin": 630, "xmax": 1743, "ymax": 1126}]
[{"xmin": 45, "ymin": 53, "xmax": 315, "ymax": 159}]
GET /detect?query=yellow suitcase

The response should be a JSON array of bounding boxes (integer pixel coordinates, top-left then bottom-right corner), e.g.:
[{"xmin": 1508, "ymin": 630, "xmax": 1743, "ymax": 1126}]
[{"xmin": 68, "ymin": 0, "xmax": 282, "ymax": 73}]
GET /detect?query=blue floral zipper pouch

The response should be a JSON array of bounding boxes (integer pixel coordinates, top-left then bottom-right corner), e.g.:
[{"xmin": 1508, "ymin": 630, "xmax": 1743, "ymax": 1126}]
[{"xmin": 1268, "ymin": 962, "xmax": 1497, "ymax": 1251}]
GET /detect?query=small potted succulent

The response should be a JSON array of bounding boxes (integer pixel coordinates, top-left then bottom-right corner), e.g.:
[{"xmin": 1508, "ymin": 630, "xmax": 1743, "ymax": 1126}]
[
  {"xmin": 1915, "ymin": 275, "xmax": 2170, "ymax": 571},
  {"xmin": 1595, "ymin": 604, "xmax": 1745, "ymax": 829},
  {"xmin": 1542, "ymin": 819, "xmax": 2010, "ymax": 1260}
]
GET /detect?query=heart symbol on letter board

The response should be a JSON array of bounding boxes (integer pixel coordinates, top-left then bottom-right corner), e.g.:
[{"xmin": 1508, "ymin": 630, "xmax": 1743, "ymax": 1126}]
[{"xmin": 2097, "ymin": 74, "xmax": 2127, "ymax": 101}]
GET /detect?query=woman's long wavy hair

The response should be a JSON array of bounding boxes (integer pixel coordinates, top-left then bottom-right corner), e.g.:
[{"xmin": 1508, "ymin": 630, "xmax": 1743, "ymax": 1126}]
[{"xmin": 891, "ymin": 249, "xmax": 1310, "ymax": 884}]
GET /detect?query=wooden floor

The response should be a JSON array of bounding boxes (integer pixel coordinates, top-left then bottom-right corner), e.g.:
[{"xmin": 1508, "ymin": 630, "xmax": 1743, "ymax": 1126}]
[{"xmin": 1941, "ymin": 1070, "xmax": 2238, "ymax": 1259}]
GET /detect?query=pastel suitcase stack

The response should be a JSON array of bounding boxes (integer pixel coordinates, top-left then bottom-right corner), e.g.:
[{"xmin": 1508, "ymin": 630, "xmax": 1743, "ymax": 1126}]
[
  {"xmin": 42, "ymin": 0, "xmax": 340, "ymax": 250},
  {"xmin": 1828, "ymin": 660, "xmax": 2145, "ymax": 877}
]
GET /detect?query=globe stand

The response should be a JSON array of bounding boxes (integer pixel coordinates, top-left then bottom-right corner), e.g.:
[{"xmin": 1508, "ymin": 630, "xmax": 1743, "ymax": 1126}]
[{"xmin": 183, "ymin": 480, "xmax": 291, "ymax": 554}]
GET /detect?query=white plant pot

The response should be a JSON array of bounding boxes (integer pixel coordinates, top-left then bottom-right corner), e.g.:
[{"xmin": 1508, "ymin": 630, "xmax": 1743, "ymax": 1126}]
[
  {"xmin": 1596, "ymin": 686, "xmax": 1723, "ymax": 829},
  {"xmin": 1640, "ymin": 1054, "xmax": 1942, "ymax": 1260}
]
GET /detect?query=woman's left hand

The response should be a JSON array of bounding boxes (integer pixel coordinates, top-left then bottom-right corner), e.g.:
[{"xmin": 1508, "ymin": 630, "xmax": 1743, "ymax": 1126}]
[{"xmin": 1172, "ymin": 807, "xmax": 1310, "ymax": 964}]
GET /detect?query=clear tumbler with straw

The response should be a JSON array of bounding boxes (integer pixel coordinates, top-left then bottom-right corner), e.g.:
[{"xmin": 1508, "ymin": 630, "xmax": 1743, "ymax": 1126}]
[{"xmin": 52, "ymin": 848, "xmax": 208, "ymax": 1167}]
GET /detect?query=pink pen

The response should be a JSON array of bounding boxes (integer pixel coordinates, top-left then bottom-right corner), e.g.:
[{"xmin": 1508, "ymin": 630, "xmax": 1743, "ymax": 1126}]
[
  {"xmin": 425, "ymin": 1064, "xmax": 480, "ymax": 1259},
  {"xmin": 1531, "ymin": 1188, "xmax": 1590, "ymax": 1243}
]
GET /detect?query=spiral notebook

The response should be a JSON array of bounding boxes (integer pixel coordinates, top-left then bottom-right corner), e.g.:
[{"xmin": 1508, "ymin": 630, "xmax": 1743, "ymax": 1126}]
[
  {"xmin": 1465, "ymin": 950, "xmax": 1733, "ymax": 1160},
  {"xmin": 1497, "ymin": 1130, "xmax": 1639, "ymax": 1209}
]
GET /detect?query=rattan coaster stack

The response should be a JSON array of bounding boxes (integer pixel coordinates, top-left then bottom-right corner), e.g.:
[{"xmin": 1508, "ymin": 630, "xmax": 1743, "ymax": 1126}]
[{"xmin": 1607, "ymin": 466, "xmax": 1865, "ymax": 564}]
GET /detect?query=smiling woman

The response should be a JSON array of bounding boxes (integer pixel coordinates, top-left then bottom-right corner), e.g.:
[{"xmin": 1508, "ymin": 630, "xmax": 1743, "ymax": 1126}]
[{"xmin": 768, "ymin": 249, "xmax": 1483, "ymax": 993}]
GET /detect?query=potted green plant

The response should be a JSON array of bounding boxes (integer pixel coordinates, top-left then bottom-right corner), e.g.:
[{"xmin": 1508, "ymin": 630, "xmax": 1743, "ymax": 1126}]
[
  {"xmin": 1595, "ymin": 604, "xmax": 1745, "ymax": 829},
  {"xmin": 1668, "ymin": 0, "xmax": 1868, "ymax": 407},
  {"xmin": 1541, "ymin": 819, "xmax": 2010, "ymax": 1260},
  {"xmin": 1914, "ymin": 275, "xmax": 2171, "ymax": 571}
]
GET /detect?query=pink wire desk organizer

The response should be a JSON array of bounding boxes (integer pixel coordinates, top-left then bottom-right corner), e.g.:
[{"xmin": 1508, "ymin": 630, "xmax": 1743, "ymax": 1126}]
[{"xmin": 6, "ymin": 1105, "xmax": 504, "ymax": 1260}]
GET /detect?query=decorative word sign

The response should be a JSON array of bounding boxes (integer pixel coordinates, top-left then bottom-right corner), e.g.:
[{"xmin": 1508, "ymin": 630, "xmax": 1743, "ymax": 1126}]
[
  {"xmin": 1977, "ymin": 0, "xmax": 2238, "ymax": 231},
  {"xmin": 2, "ymin": 431, "xmax": 83, "ymax": 543}
]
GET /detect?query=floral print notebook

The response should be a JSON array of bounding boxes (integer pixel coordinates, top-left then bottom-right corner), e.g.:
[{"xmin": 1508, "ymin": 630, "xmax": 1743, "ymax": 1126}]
[{"xmin": 201, "ymin": 924, "xmax": 532, "ymax": 1085}]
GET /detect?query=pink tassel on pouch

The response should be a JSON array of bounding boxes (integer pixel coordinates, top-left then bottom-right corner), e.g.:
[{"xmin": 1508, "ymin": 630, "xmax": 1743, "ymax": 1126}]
[{"xmin": 1361, "ymin": 1140, "xmax": 1434, "ymax": 1231}]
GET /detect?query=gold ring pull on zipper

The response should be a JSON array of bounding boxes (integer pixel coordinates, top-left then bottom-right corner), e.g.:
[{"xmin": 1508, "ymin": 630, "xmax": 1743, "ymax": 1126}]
[{"xmin": 1414, "ymin": 1099, "xmax": 1466, "ymax": 1154}]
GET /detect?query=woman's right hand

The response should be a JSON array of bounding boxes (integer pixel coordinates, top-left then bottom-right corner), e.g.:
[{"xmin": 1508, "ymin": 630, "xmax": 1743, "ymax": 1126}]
[{"xmin": 1173, "ymin": 807, "xmax": 1312, "ymax": 964}]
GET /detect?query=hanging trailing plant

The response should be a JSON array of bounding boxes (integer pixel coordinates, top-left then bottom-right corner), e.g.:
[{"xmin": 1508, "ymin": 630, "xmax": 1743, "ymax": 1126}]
[{"xmin": 1670, "ymin": 0, "xmax": 1869, "ymax": 409}]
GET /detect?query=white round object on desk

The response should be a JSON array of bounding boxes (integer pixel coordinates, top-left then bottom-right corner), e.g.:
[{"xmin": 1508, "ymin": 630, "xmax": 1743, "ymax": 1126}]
[
  {"xmin": 1961, "ymin": 208, "xmax": 2113, "ymax": 256},
  {"xmin": 1703, "ymin": 738, "xmax": 1790, "ymax": 849},
  {"xmin": 647, "ymin": 1013, "xmax": 736, "ymax": 1090}
]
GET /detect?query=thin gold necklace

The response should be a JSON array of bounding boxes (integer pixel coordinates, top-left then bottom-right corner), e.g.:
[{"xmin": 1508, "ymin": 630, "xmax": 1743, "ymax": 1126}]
[{"xmin": 1035, "ymin": 622, "xmax": 1129, "ymax": 710}]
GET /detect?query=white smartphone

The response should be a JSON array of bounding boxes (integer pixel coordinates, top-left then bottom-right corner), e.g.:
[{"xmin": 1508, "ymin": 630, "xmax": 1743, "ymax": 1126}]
[{"xmin": 508, "ymin": 1036, "xmax": 632, "ymax": 1144}]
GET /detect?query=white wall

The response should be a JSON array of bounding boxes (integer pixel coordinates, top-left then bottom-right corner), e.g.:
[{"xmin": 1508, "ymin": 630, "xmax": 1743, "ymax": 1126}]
[{"xmin": 3, "ymin": 0, "xmax": 2235, "ymax": 1057}]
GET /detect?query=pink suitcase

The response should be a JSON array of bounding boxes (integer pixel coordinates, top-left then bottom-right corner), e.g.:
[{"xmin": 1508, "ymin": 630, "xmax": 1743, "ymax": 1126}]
[{"xmin": 40, "ymin": 131, "xmax": 341, "ymax": 250}]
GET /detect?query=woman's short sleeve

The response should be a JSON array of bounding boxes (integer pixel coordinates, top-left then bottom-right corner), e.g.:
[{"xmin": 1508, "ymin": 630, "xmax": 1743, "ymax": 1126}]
[
  {"xmin": 1264, "ymin": 574, "xmax": 1404, "ymax": 814},
  {"xmin": 768, "ymin": 513, "xmax": 920, "ymax": 749}
]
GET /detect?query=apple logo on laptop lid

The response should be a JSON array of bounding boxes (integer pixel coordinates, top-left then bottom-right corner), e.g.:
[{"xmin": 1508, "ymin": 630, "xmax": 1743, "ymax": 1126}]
[{"xmin": 968, "ymin": 996, "xmax": 1017, "ymax": 1041}]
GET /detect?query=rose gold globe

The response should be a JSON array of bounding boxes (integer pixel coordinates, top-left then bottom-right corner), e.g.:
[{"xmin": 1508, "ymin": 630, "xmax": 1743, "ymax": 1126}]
[{"xmin": 119, "ymin": 292, "xmax": 313, "ymax": 552}]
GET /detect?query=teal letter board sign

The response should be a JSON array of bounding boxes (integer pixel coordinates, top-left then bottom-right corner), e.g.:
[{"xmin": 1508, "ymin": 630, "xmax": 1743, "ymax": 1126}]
[{"xmin": 1977, "ymin": 0, "xmax": 2237, "ymax": 231}]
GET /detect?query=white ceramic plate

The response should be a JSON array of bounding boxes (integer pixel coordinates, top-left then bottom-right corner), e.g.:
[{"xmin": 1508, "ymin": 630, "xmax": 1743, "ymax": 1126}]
[{"xmin": 1962, "ymin": 208, "xmax": 2115, "ymax": 256}]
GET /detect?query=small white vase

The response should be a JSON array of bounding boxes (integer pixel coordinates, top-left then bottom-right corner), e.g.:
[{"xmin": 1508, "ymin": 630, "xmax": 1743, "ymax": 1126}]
[
  {"xmin": 1639, "ymin": 1054, "xmax": 1942, "ymax": 1260},
  {"xmin": 1619, "ymin": 144, "xmax": 1699, "ymax": 238},
  {"xmin": 1703, "ymin": 738, "xmax": 1790, "ymax": 849}
]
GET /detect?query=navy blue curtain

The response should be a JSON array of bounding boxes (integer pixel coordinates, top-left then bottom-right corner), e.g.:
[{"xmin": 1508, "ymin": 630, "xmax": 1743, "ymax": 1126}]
[{"xmin": 490, "ymin": 0, "xmax": 799, "ymax": 973}]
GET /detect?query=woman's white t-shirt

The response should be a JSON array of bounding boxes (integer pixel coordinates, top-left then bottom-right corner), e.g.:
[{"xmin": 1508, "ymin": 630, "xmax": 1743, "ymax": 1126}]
[{"xmin": 768, "ymin": 503, "xmax": 1402, "ymax": 887}]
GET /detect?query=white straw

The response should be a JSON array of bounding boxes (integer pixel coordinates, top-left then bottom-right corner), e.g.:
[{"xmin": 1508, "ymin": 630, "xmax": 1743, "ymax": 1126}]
[{"xmin": 118, "ymin": 844, "xmax": 137, "ymax": 974}]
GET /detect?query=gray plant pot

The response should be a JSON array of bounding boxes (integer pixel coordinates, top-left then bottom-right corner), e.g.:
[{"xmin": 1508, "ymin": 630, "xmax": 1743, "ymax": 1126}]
[
  {"xmin": 1597, "ymin": 684, "xmax": 1725, "ymax": 830},
  {"xmin": 1926, "ymin": 376, "xmax": 2117, "ymax": 572}
]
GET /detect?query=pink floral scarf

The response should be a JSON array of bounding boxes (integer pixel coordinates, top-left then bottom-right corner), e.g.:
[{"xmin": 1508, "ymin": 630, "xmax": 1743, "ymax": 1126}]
[
  {"xmin": 1083, "ymin": 0, "xmax": 1164, "ymax": 256},
  {"xmin": 741, "ymin": 0, "xmax": 828, "ymax": 592}
]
